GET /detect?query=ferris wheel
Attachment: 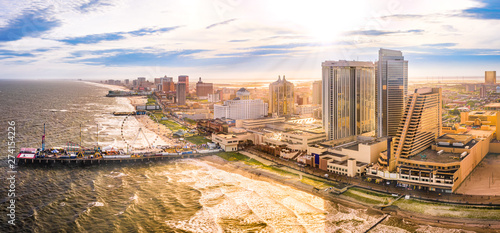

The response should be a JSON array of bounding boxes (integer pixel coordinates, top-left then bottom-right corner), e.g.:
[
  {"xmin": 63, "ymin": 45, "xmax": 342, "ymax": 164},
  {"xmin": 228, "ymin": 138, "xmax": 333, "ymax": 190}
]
[{"xmin": 120, "ymin": 111, "xmax": 161, "ymax": 152}]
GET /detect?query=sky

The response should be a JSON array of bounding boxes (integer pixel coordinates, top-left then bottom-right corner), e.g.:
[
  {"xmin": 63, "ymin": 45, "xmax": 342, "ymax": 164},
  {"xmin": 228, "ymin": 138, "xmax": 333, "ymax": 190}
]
[{"xmin": 0, "ymin": 0, "xmax": 500, "ymax": 82}]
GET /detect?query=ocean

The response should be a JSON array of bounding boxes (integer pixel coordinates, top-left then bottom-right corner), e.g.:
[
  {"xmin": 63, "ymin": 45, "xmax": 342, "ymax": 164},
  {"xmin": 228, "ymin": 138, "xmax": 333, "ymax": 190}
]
[{"xmin": 0, "ymin": 80, "xmax": 459, "ymax": 232}]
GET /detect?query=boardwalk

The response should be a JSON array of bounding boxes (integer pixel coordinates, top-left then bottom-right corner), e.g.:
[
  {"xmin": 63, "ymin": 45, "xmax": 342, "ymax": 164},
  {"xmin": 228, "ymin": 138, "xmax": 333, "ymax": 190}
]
[
  {"xmin": 17, "ymin": 152, "xmax": 214, "ymax": 166},
  {"xmin": 244, "ymin": 148, "xmax": 500, "ymax": 206}
]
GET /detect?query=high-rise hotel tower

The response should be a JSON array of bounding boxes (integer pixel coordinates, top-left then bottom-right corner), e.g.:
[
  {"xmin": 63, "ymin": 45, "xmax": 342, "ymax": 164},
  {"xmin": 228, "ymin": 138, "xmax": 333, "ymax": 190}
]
[
  {"xmin": 269, "ymin": 75, "xmax": 295, "ymax": 116},
  {"xmin": 392, "ymin": 88, "xmax": 442, "ymax": 159},
  {"xmin": 376, "ymin": 49, "xmax": 408, "ymax": 138},
  {"xmin": 322, "ymin": 60, "xmax": 375, "ymax": 141}
]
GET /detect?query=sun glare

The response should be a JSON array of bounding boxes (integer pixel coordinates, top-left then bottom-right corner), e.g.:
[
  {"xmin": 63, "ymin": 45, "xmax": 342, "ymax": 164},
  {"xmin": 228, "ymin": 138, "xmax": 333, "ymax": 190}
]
[{"xmin": 263, "ymin": 0, "xmax": 368, "ymax": 43}]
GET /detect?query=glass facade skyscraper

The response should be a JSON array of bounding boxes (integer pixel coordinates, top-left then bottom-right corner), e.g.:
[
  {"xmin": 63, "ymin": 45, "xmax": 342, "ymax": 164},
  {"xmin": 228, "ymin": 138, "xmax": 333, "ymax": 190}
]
[
  {"xmin": 322, "ymin": 60, "xmax": 375, "ymax": 141},
  {"xmin": 376, "ymin": 48, "xmax": 408, "ymax": 138},
  {"xmin": 269, "ymin": 76, "xmax": 295, "ymax": 116}
]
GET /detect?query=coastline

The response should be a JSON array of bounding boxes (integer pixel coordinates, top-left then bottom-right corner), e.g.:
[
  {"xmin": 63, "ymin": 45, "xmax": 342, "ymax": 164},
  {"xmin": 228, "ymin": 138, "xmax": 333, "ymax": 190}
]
[
  {"xmin": 200, "ymin": 154, "xmax": 500, "ymax": 232},
  {"xmin": 85, "ymin": 81, "xmax": 500, "ymax": 231},
  {"xmin": 85, "ymin": 81, "xmax": 173, "ymax": 148}
]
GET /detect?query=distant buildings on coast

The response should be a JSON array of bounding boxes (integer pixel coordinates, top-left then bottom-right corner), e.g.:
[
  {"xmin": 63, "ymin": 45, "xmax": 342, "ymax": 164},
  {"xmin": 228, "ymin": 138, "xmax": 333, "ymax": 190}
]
[{"xmin": 96, "ymin": 48, "xmax": 500, "ymax": 194}]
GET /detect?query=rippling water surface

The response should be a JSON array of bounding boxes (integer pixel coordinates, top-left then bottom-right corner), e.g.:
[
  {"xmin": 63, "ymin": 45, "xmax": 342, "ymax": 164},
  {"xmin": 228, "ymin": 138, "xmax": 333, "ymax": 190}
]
[{"xmin": 0, "ymin": 80, "xmax": 464, "ymax": 232}]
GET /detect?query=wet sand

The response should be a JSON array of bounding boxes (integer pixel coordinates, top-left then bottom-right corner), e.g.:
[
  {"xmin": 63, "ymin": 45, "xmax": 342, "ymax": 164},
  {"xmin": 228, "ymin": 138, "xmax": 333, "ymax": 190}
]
[
  {"xmin": 127, "ymin": 96, "xmax": 174, "ymax": 146},
  {"xmin": 201, "ymin": 154, "xmax": 500, "ymax": 232}
]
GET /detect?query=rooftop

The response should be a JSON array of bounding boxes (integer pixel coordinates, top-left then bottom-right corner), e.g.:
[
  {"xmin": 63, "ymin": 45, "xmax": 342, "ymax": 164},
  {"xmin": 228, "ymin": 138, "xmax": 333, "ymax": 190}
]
[
  {"xmin": 320, "ymin": 155, "xmax": 335, "ymax": 161},
  {"xmin": 323, "ymin": 151, "xmax": 347, "ymax": 158},
  {"xmin": 322, "ymin": 60, "xmax": 374, "ymax": 68},
  {"xmin": 404, "ymin": 148, "xmax": 465, "ymax": 164},
  {"xmin": 327, "ymin": 160, "xmax": 368, "ymax": 167},
  {"xmin": 436, "ymin": 134, "xmax": 473, "ymax": 144},
  {"xmin": 484, "ymin": 103, "xmax": 500, "ymax": 108},
  {"xmin": 469, "ymin": 111, "xmax": 497, "ymax": 116}
]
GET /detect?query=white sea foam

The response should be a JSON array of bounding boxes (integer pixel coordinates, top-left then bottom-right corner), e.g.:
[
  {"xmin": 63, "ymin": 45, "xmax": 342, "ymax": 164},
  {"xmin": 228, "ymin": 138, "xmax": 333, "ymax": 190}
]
[
  {"xmin": 89, "ymin": 201, "xmax": 104, "ymax": 207},
  {"xmin": 106, "ymin": 171, "xmax": 127, "ymax": 178},
  {"xmin": 130, "ymin": 193, "xmax": 139, "ymax": 201},
  {"xmin": 164, "ymin": 160, "xmax": 391, "ymax": 233}
]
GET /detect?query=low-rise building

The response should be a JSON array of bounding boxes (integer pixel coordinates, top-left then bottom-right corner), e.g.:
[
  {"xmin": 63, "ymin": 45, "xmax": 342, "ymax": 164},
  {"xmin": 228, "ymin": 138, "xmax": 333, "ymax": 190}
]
[
  {"xmin": 311, "ymin": 136, "xmax": 387, "ymax": 164},
  {"xmin": 295, "ymin": 104, "xmax": 318, "ymax": 117},
  {"xmin": 461, "ymin": 111, "xmax": 498, "ymax": 126},
  {"xmin": 211, "ymin": 133, "xmax": 254, "ymax": 151},
  {"xmin": 198, "ymin": 119, "xmax": 229, "ymax": 134},
  {"xmin": 238, "ymin": 117, "xmax": 286, "ymax": 129},
  {"xmin": 214, "ymin": 99, "xmax": 268, "ymax": 120},
  {"xmin": 263, "ymin": 129, "xmax": 326, "ymax": 151},
  {"xmin": 317, "ymin": 152, "xmax": 369, "ymax": 177},
  {"xmin": 368, "ymin": 133, "xmax": 491, "ymax": 193}
]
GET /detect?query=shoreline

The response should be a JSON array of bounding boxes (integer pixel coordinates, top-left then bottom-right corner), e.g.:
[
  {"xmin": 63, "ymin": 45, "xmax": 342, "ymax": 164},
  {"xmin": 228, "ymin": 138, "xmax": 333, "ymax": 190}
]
[
  {"xmin": 86, "ymin": 81, "xmax": 174, "ymax": 148},
  {"xmin": 200, "ymin": 154, "xmax": 500, "ymax": 232},
  {"xmin": 86, "ymin": 81, "xmax": 500, "ymax": 231}
]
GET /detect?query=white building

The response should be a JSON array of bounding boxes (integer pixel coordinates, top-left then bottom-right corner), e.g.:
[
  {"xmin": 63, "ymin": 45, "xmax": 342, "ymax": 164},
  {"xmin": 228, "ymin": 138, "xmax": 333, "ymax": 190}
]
[
  {"xmin": 214, "ymin": 99, "xmax": 268, "ymax": 120},
  {"xmin": 295, "ymin": 104, "xmax": 317, "ymax": 116}
]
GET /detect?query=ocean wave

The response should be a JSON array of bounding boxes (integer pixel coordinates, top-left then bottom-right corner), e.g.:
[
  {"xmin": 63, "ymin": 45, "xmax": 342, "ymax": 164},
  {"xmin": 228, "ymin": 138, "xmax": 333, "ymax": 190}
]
[
  {"xmin": 106, "ymin": 171, "xmax": 127, "ymax": 178},
  {"xmin": 88, "ymin": 201, "xmax": 105, "ymax": 207}
]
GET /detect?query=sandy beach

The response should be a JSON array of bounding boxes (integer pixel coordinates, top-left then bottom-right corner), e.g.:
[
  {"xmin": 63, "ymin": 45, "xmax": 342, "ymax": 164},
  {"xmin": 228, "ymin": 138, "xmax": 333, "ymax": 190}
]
[
  {"xmin": 126, "ymin": 96, "xmax": 176, "ymax": 147},
  {"xmin": 200, "ymin": 155, "xmax": 500, "ymax": 232}
]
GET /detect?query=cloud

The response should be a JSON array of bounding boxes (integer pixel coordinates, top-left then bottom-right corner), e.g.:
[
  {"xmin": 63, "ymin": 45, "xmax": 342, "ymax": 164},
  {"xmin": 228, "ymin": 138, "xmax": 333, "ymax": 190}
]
[
  {"xmin": 0, "ymin": 8, "xmax": 60, "ymax": 42},
  {"xmin": 78, "ymin": 0, "xmax": 114, "ymax": 13},
  {"xmin": 229, "ymin": 39, "xmax": 249, "ymax": 42},
  {"xmin": 422, "ymin": 43, "xmax": 457, "ymax": 47},
  {"xmin": 128, "ymin": 26, "xmax": 180, "ymax": 36},
  {"xmin": 347, "ymin": 29, "xmax": 424, "ymax": 36},
  {"xmin": 463, "ymin": 0, "xmax": 500, "ymax": 19},
  {"xmin": 251, "ymin": 43, "xmax": 313, "ymax": 49},
  {"xmin": 59, "ymin": 26, "xmax": 179, "ymax": 45},
  {"xmin": 73, "ymin": 49, "xmax": 207, "ymax": 66},
  {"xmin": 380, "ymin": 14, "xmax": 424, "ymax": 19},
  {"xmin": 0, "ymin": 49, "xmax": 34, "ymax": 59},
  {"xmin": 217, "ymin": 49, "xmax": 298, "ymax": 57},
  {"xmin": 206, "ymin": 18, "xmax": 237, "ymax": 29},
  {"xmin": 59, "ymin": 32, "xmax": 125, "ymax": 45}
]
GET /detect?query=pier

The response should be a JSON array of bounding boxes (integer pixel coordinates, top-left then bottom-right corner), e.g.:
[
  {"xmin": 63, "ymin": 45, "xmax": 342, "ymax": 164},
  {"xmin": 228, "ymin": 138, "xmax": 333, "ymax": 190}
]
[{"xmin": 16, "ymin": 152, "xmax": 218, "ymax": 166}]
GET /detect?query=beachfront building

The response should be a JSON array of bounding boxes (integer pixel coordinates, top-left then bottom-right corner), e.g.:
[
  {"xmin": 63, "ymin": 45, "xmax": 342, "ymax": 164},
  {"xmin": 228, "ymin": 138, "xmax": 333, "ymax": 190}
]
[
  {"xmin": 176, "ymin": 83, "xmax": 186, "ymax": 105},
  {"xmin": 263, "ymin": 128, "xmax": 327, "ymax": 151},
  {"xmin": 162, "ymin": 80, "xmax": 175, "ymax": 93},
  {"xmin": 308, "ymin": 136, "xmax": 387, "ymax": 171},
  {"xmin": 376, "ymin": 48, "xmax": 408, "ymax": 137},
  {"xmin": 237, "ymin": 117, "xmax": 286, "ymax": 129},
  {"xmin": 269, "ymin": 75, "xmax": 295, "ymax": 117},
  {"xmin": 365, "ymin": 88, "xmax": 498, "ymax": 193},
  {"xmin": 392, "ymin": 88, "xmax": 442, "ymax": 161},
  {"xmin": 213, "ymin": 88, "xmax": 268, "ymax": 120},
  {"xmin": 308, "ymin": 136, "xmax": 387, "ymax": 177},
  {"xmin": 178, "ymin": 75, "xmax": 189, "ymax": 94},
  {"xmin": 322, "ymin": 60, "xmax": 375, "ymax": 141},
  {"xmin": 368, "ymin": 133, "xmax": 492, "ymax": 193},
  {"xmin": 211, "ymin": 133, "xmax": 255, "ymax": 151},
  {"xmin": 319, "ymin": 154, "xmax": 369, "ymax": 177},
  {"xmin": 196, "ymin": 77, "xmax": 214, "ymax": 98},
  {"xmin": 214, "ymin": 99, "xmax": 268, "ymax": 120}
]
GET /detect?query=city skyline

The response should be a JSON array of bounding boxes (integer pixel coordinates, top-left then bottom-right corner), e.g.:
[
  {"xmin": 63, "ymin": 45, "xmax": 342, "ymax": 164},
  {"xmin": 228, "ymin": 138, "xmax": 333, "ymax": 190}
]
[{"xmin": 1, "ymin": 0, "xmax": 500, "ymax": 81}]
